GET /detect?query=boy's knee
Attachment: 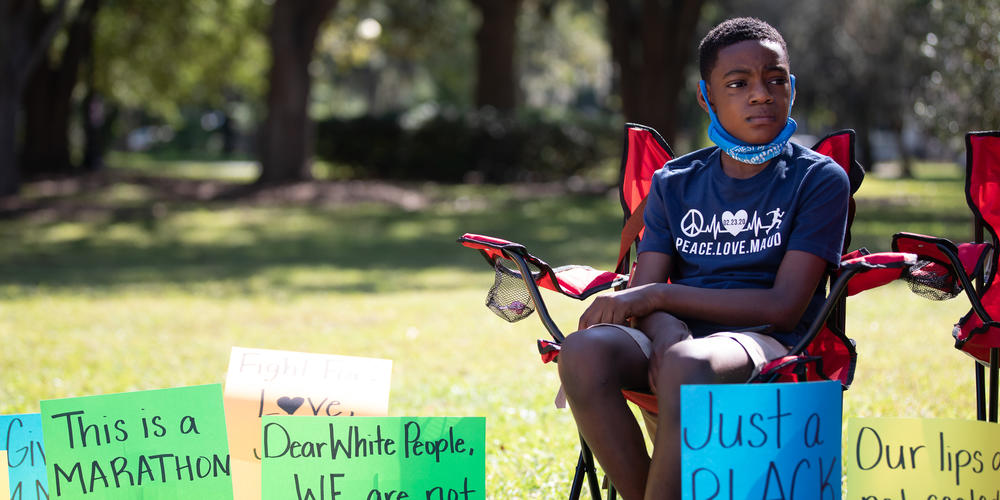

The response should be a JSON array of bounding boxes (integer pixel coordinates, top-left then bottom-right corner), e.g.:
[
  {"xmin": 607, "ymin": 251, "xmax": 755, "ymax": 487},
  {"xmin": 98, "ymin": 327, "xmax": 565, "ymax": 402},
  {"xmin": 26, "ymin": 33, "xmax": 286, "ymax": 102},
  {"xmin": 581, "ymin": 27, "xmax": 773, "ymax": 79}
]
[
  {"xmin": 558, "ymin": 326, "xmax": 638, "ymax": 390},
  {"xmin": 558, "ymin": 327, "xmax": 614, "ymax": 376},
  {"xmin": 657, "ymin": 347, "xmax": 714, "ymax": 387},
  {"xmin": 559, "ymin": 326, "xmax": 619, "ymax": 362}
]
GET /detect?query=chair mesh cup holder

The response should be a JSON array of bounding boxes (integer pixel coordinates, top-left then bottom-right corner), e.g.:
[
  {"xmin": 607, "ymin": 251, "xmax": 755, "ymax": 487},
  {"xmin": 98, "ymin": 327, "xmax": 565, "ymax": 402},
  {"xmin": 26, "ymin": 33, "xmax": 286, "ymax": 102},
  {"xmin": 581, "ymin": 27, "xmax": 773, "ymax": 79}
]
[
  {"xmin": 486, "ymin": 257, "xmax": 538, "ymax": 322},
  {"xmin": 902, "ymin": 259, "xmax": 963, "ymax": 301}
]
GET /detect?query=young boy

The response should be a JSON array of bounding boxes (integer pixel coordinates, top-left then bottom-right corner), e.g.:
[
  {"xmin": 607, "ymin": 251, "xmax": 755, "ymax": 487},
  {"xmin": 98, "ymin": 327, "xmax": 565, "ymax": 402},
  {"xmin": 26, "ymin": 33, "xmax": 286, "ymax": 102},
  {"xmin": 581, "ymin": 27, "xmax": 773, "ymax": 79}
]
[{"xmin": 556, "ymin": 17, "xmax": 849, "ymax": 500}]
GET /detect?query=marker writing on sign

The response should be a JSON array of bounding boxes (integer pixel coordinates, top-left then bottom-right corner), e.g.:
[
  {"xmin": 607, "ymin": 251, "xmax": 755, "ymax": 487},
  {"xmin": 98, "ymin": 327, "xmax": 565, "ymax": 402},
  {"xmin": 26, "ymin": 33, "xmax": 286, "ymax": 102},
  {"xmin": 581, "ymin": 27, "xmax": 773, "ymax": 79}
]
[
  {"xmin": 287, "ymin": 474, "xmax": 479, "ymax": 500},
  {"xmin": 52, "ymin": 453, "xmax": 230, "ymax": 496},
  {"xmin": 239, "ymin": 352, "xmax": 382, "ymax": 384},
  {"xmin": 263, "ymin": 420, "xmax": 476, "ymax": 462},
  {"xmin": 689, "ymin": 457, "xmax": 837, "ymax": 500},
  {"xmin": 257, "ymin": 389, "xmax": 357, "ymax": 417},
  {"xmin": 682, "ymin": 388, "xmax": 792, "ymax": 450},
  {"xmin": 264, "ymin": 421, "xmax": 396, "ymax": 460},
  {"xmin": 6, "ymin": 417, "xmax": 46, "ymax": 467},
  {"xmin": 48, "ymin": 411, "xmax": 129, "ymax": 449},
  {"xmin": 855, "ymin": 426, "xmax": 999, "ymax": 486}
]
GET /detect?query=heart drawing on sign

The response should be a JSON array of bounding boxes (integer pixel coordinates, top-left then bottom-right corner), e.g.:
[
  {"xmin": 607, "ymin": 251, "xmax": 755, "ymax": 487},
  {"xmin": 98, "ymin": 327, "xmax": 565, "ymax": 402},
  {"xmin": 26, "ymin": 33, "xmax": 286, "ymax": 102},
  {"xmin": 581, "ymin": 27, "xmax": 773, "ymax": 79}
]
[
  {"xmin": 276, "ymin": 396, "xmax": 305, "ymax": 415},
  {"xmin": 720, "ymin": 210, "xmax": 748, "ymax": 237}
]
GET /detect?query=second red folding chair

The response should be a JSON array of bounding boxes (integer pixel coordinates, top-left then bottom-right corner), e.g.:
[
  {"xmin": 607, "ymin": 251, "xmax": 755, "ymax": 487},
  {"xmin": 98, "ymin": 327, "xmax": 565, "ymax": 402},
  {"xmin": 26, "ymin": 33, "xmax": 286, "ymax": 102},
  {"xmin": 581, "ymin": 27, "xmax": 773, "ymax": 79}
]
[{"xmin": 892, "ymin": 130, "xmax": 1000, "ymax": 423}]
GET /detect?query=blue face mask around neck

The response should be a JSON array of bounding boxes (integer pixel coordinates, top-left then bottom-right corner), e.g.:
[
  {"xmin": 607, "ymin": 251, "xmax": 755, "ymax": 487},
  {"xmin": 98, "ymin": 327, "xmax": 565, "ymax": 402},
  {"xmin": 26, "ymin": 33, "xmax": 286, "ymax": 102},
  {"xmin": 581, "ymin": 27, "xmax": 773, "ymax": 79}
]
[{"xmin": 699, "ymin": 75, "xmax": 797, "ymax": 165}]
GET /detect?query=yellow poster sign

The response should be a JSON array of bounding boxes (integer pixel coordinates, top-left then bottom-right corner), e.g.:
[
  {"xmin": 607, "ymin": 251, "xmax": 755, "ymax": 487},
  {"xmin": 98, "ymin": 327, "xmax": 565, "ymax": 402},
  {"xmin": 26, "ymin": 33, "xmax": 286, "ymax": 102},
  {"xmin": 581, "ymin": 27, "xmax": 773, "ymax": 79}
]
[
  {"xmin": 223, "ymin": 346, "xmax": 392, "ymax": 500},
  {"xmin": 1, "ymin": 450, "xmax": 9, "ymax": 499},
  {"xmin": 847, "ymin": 417, "xmax": 1000, "ymax": 500}
]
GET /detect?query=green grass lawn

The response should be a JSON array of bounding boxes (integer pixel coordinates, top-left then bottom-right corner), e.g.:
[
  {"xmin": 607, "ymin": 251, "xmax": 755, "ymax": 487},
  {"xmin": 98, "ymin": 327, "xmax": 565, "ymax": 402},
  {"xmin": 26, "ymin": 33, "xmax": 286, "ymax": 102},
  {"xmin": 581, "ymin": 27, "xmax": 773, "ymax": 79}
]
[{"xmin": 0, "ymin": 160, "xmax": 986, "ymax": 498}]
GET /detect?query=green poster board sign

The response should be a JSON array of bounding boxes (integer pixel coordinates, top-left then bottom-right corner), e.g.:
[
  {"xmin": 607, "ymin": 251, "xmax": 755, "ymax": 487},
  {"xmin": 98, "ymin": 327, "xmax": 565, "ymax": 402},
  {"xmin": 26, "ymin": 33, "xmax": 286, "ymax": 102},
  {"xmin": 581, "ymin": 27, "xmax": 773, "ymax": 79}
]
[
  {"xmin": 39, "ymin": 384, "xmax": 233, "ymax": 499},
  {"xmin": 261, "ymin": 416, "xmax": 485, "ymax": 500}
]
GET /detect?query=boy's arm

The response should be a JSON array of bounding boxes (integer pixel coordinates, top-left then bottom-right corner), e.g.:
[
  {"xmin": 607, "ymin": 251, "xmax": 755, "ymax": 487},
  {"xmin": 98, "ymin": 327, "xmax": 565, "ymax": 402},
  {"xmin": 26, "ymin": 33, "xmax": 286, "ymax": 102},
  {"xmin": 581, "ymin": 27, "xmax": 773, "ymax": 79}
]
[
  {"xmin": 578, "ymin": 249, "xmax": 827, "ymax": 333},
  {"xmin": 577, "ymin": 251, "xmax": 671, "ymax": 330}
]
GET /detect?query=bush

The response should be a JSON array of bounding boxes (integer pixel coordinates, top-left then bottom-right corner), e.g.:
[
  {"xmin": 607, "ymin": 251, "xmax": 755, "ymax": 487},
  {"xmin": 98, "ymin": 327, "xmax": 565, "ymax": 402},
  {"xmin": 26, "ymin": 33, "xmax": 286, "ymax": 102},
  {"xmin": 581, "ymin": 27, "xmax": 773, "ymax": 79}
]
[{"xmin": 314, "ymin": 110, "xmax": 617, "ymax": 182}]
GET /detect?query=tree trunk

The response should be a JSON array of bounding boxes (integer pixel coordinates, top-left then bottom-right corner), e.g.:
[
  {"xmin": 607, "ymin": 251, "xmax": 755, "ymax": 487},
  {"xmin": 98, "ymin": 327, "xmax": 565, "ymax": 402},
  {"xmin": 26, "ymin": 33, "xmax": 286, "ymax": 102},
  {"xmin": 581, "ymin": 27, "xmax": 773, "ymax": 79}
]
[
  {"xmin": 0, "ymin": 0, "xmax": 66, "ymax": 196},
  {"xmin": 21, "ymin": 66, "xmax": 74, "ymax": 175},
  {"xmin": 0, "ymin": 81, "xmax": 20, "ymax": 196},
  {"xmin": 892, "ymin": 119, "xmax": 913, "ymax": 179},
  {"xmin": 82, "ymin": 87, "xmax": 110, "ymax": 171},
  {"xmin": 0, "ymin": 0, "xmax": 69, "ymax": 195},
  {"xmin": 470, "ymin": 0, "xmax": 521, "ymax": 112},
  {"xmin": 605, "ymin": 0, "xmax": 704, "ymax": 143},
  {"xmin": 256, "ymin": 0, "xmax": 338, "ymax": 185},
  {"xmin": 21, "ymin": 0, "xmax": 101, "ymax": 177},
  {"xmin": 855, "ymin": 121, "xmax": 874, "ymax": 173},
  {"xmin": 220, "ymin": 110, "xmax": 236, "ymax": 156}
]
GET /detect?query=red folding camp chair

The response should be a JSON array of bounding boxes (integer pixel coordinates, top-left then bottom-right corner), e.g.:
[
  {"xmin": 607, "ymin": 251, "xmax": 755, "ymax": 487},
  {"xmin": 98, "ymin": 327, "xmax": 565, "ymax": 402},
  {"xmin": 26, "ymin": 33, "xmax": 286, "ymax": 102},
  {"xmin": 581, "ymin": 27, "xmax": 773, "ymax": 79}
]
[
  {"xmin": 890, "ymin": 130, "xmax": 1000, "ymax": 423},
  {"xmin": 458, "ymin": 124, "xmax": 916, "ymax": 499}
]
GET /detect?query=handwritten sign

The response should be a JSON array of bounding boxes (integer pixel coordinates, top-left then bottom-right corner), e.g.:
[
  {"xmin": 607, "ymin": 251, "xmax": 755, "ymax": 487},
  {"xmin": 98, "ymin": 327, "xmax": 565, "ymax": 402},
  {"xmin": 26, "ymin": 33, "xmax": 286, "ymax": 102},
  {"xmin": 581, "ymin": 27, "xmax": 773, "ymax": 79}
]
[
  {"xmin": 847, "ymin": 417, "xmax": 1000, "ymax": 499},
  {"xmin": 260, "ymin": 416, "xmax": 485, "ymax": 500},
  {"xmin": 39, "ymin": 384, "xmax": 233, "ymax": 499},
  {"xmin": 224, "ymin": 346, "xmax": 392, "ymax": 500},
  {"xmin": 2, "ymin": 451, "xmax": 9, "ymax": 499},
  {"xmin": 1, "ymin": 413, "xmax": 48, "ymax": 500},
  {"xmin": 680, "ymin": 381, "xmax": 842, "ymax": 500}
]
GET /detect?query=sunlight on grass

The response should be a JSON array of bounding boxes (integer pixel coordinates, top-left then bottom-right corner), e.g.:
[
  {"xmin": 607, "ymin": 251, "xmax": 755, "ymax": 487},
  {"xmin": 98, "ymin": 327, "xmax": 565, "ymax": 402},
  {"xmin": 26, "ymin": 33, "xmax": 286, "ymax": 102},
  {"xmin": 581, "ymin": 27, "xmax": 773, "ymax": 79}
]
[
  {"xmin": 0, "ymin": 159, "xmax": 989, "ymax": 498},
  {"xmin": 852, "ymin": 161, "xmax": 972, "ymax": 250},
  {"xmin": 845, "ymin": 282, "xmax": 976, "ymax": 419},
  {"xmin": 106, "ymin": 151, "xmax": 259, "ymax": 181}
]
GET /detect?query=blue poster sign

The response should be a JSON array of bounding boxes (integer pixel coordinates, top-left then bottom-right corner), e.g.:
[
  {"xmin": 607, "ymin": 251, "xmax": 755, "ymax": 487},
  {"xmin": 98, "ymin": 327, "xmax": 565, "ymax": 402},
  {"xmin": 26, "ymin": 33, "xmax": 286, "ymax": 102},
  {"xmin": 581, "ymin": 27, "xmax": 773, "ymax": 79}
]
[
  {"xmin": 1, "ymin": 414, "xmax": 49, "ymax": 500},
  {"xmin": 680, "ymin": 380, "xmax": 841, "ymax": 500}
]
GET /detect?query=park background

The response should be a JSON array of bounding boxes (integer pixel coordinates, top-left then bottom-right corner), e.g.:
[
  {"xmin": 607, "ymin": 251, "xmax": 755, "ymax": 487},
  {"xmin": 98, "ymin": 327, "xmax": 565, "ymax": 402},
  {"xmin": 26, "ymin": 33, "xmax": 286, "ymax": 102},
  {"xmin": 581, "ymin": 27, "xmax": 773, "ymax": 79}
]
[{"xmin": 0, "ymin": 0, "xmax": 997, "ymax": 497}]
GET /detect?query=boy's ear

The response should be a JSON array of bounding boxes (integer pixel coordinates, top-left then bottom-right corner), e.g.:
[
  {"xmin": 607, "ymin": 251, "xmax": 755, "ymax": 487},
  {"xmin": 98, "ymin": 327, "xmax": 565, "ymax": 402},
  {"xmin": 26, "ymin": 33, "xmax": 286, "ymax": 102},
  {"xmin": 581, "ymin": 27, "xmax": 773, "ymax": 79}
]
[{"xmin": 697, "ymin": 85, "xmax": 710, "ymax": 113}]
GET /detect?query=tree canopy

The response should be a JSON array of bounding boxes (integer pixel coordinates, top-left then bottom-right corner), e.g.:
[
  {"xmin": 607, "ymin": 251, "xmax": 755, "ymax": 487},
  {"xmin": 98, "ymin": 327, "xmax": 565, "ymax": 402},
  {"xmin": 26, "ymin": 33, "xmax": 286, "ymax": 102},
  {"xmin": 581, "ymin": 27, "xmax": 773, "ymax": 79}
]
[
  {"xmin": 1, "ymin": 0, "xmax": 997, "ymax": 194},
  {"xmin": 94, "ymin": 0, "xmax": 268, "ymax": 123}
]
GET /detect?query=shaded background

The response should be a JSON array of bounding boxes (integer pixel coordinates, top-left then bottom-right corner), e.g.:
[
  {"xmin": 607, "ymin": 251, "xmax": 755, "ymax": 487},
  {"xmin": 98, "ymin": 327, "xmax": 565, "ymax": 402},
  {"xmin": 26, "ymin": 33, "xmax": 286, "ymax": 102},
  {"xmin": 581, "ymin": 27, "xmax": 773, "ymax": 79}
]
[
  {"xmin": 1, "ymin": 4, "xmax": 993, "ymax": 496},
  {"xmin": 1, "ymin": 0, "xmax": 997, "ymax": 198}
]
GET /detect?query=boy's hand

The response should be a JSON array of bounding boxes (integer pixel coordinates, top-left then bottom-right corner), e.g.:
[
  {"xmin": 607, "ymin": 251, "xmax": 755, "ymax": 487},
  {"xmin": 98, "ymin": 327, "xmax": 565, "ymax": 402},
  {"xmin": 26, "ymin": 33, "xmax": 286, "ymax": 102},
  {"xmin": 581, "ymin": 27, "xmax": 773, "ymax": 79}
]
[{"xmin": 578, "ymin": 283, "xmax": 661, "ymax": 330}]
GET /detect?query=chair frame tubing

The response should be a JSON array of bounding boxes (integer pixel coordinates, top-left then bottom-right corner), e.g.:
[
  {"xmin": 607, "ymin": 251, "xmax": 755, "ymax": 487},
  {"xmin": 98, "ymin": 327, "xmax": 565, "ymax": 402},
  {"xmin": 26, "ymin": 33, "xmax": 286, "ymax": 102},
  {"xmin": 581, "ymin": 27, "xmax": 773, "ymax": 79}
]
[
  {"xmin": 506, "ymin": 249, "xmax": 624, "ymax": 498},
  {"xmin": 968, "ymin": 218, "xmax": 999, "ymax": 422},
  {"xmin": 890, "ymin": 233, "xmax": 999, "ymax": 423},
  {"xmin": 503, "ymin": 249, "xmax": 566, "ymax": 343}
]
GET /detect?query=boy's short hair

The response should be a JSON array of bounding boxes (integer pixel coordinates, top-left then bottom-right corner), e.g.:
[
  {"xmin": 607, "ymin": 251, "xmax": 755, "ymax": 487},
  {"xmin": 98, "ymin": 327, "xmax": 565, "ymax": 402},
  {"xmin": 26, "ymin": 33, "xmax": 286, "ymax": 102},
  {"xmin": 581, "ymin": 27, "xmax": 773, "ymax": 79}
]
[{"xmin": 698, "ymin": 17, "xmax": 788, "ymax": 80}]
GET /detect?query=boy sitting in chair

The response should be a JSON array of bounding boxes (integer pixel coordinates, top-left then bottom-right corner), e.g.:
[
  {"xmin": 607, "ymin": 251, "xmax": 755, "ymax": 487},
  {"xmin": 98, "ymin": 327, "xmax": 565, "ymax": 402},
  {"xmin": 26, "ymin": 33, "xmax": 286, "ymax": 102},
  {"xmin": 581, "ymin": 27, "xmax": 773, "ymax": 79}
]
[{"xmin": 557, "ymin": 17, "xmax": 849, "ymax": 500}]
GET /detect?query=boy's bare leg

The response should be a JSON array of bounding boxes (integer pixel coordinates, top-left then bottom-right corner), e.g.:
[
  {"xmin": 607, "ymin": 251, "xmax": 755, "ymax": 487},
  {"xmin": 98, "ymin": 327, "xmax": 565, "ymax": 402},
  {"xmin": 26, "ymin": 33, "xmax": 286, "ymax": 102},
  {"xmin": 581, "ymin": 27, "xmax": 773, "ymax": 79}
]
[
  {"xmin": 558, "ymin": 315, "xmax": 691, "ymax": 500},
  {"xmin": 638, "ymin": 312, "xmax": 695, "ymax": 393},
  {"xmin": 644, "ymin": 337, "xmax": 754, "ymax": 500},
  {"xmin": 558, "ymin": 325, "xmax": 652, "ymax": 500}
]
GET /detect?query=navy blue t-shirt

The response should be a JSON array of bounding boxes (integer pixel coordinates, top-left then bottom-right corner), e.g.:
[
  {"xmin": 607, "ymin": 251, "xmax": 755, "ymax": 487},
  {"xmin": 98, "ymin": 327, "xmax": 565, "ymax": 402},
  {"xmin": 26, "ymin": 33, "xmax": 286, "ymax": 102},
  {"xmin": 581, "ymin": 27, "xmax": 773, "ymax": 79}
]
[{"xmin": 636, "ymin": 142, "xmax": 849, "ymax": 346}]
